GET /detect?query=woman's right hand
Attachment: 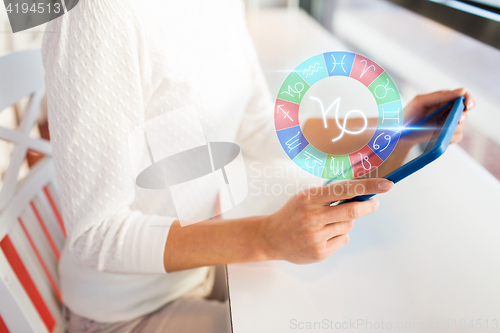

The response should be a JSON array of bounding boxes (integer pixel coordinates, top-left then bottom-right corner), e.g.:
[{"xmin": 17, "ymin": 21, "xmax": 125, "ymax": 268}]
[{"xmin": 259, "ymin": 178, "xmax": 394, "ymax": 264}]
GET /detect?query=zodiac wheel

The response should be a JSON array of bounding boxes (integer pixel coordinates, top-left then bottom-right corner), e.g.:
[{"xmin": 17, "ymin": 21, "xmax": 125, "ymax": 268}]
[{"xmin": 274, "ymin": 52, "xmax": 403, "ymax": 180}]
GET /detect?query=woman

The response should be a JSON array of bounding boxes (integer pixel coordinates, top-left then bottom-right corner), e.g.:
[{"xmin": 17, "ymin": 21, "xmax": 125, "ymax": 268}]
[{"xmin": 42, "ymin": 0, "xmax": 474, "ymax": 332}]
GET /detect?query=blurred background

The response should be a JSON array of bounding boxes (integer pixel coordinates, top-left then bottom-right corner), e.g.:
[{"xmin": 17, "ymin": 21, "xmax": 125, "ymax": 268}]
[
  {"xmin": 246, "ymin": 0, "xmax": 500, "ymax": 180},
  {"xmin": 1, "ymin": 2, "xmax": 47, "ymax": 186},
  {"xmin": 1, "ymin": 0, "xmax": 499, "ymax": 183}
]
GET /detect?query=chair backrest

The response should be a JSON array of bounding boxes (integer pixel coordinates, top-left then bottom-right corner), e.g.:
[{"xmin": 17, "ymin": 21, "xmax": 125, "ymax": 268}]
[{"xmin": 0, "ymin": 50, "xmax": 65, "ymax": 333}]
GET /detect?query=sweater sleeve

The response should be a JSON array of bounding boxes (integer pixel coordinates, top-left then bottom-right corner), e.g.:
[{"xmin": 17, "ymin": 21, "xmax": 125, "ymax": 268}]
[{"xmin": 42, "ymin": 0, "xmax": 171, "ymax": 274}]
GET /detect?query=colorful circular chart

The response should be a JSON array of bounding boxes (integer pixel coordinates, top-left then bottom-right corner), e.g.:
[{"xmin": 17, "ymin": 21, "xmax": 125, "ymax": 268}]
[{"xmin": 274, "ymin": 52, "xmax": 403, "ymax": 180}]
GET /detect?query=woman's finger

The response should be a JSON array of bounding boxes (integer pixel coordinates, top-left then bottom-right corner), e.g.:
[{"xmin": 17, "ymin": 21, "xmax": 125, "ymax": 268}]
[
  {"xmin": 324, "ymin": 233, "xmax": 350, "ymax": 257},
  {"xmin": 456, "ymin": 112, "xmax": 468, "ymax": 133},
  {"xmin": 321, "ymin": 198, "xmax": 380, "ymax": 223},
  {"xmin": 464, "ymin": 91, "xmax": 476, "ymax": 111},
  {"xmin": 450, "ymin": 132, "xmax": 464, "ymax": 145},
  {"xmin": 321, "ymin": 220, "xmax": 355, "ymax": 239},
  {"xmin": 313, "ymin": 179, "xmax": 393, "ymax": 204}
]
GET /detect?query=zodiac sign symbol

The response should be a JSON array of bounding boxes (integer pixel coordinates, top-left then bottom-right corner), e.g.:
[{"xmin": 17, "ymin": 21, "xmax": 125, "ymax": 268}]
[
  {"xmin": 277, "ymin": 104, "xmax": 293, "ymax": 121},
  {"xmin": 303, "ymin": 63, "xmax": 323, "ymax": 78},
  {"xmin": 281, "ymin": 82, "xmax": 305, "ymax": 98},
  {"xmin": 331, "ymin": 54, "xmax": 347, "ymax": 73},
  {"xmin": 373, "ymin": 132, "xmax": 392, "ymax": 152},
  {"xmin": 304, "ymin": 151, "xmax": 323, "ymax": 168},
  {"xmin": 374, "ymin": 79, "xmax": 395, "ymax": 99},
  {"xmin": 358, "ymin": 152, "xmax": 372, "ymax": 171},
  {"xmin": 359, "ymin": 59, "xmax": 376, "ymax": 78},
  {"xmin": 285, "ymin": 131, "xmax": 302, "ymax": 153},
  {"xmin": 309, "ymin": 96, "xmax": 368, "ymax": 143},
  {"xmin": 381, "ymin": 107, "xmax": 400, "ymax": 124},
  {"xmin": 330, "ymin": 157, "xmax": 345, "ymax": 177}
]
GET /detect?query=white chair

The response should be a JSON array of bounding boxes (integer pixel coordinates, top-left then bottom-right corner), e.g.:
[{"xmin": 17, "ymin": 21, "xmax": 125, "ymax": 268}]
[{"xmin": 0, "ymin": 50, "xmax": 65, "ymax": 333}]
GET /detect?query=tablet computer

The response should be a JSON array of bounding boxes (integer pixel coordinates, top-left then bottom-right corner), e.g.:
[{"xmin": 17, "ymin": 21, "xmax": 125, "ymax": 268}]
[{"xmin": 326, "ymin": 96, "xmax": 465, "ymax": 205}]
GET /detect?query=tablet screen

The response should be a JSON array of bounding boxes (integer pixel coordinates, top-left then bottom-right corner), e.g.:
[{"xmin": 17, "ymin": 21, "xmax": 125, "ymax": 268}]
[{"xmin": 362, "ymin": 104, "xmax": 453, "ymax": 179}]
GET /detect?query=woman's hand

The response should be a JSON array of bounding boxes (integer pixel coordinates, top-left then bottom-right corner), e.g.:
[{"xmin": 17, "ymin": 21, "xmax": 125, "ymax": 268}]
[
  {"xmin": 259, "ymin": 178, "xmax": 393, "ymax": 264},
  {"xmin": 403, "ymin": 88, "xmax": 476, "ymax": 145}
]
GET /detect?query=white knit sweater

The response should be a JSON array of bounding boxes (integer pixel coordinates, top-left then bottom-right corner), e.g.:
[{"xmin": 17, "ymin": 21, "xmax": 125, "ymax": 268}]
[{"xmin": 42, "ymin": 0, "xmax": 278, "ymax": 322}]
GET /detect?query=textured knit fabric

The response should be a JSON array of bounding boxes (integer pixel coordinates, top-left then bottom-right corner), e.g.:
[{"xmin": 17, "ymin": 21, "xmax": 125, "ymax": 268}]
[{"xmin": 42, "ymin": 0, "xmax": 279, "ymax": 322}]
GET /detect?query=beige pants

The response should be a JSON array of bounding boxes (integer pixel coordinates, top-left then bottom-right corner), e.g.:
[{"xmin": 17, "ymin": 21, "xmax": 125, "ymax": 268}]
[{"xmin": 63, "ymin": 266, "xmax": 231, "ymax": 333}]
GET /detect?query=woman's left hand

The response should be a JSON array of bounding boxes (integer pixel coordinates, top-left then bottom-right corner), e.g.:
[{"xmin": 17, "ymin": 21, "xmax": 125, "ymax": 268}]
[{"xmin": 403, "ymin": 88, "xmax": 476, "ymax": 144}]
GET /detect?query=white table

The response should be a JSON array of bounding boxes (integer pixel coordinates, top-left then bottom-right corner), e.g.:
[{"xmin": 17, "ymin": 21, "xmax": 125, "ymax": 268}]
[{"xmin": 225, "ymin": 9, "xmax": 500, "ymax": 333}]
